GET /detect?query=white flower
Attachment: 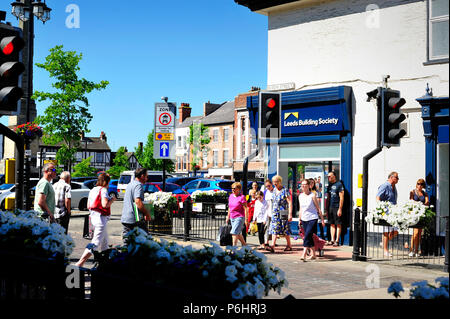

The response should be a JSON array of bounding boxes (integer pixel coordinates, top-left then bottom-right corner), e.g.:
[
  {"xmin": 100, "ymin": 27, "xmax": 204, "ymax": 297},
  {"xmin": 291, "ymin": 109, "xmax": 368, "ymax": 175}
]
[
  {"xmin": 225, "ymin": 265, "xmax": 237, "ymax": 277},
  {"xmin": 243, "ymin": 263, "xmax": 257, "ymax": 274}
]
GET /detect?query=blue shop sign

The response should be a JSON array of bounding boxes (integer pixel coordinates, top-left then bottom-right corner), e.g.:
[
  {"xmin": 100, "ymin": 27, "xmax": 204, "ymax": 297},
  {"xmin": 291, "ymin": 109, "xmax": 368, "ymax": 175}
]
[{"xmin": 281, "ymin": 104, "xmax": 344, "ymax": 135}]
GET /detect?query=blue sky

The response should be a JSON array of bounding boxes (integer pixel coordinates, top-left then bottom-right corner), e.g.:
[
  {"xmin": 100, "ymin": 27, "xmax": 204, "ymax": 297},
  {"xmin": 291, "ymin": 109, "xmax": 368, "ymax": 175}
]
[{"xmin": 1, "ymin": 0, "xmax": 267, "ymax": 152}]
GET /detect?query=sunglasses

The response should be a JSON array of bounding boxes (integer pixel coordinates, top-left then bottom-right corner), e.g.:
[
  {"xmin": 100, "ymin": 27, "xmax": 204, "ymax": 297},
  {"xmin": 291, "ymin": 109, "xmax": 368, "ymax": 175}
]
[{"xmin": 417, "ymin": 183, "xmax": 425, "ymax": 186}]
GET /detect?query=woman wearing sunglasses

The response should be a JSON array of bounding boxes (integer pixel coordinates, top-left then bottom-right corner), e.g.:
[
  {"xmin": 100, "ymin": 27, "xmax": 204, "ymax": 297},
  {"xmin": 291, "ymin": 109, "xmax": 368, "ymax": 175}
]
[
  {"xmin": 408, "ymin": 178, "xmax": 429, "ymax": 257},
  {"xmin": 226, "ymin": 183, "xmax": 248, "ymax": 246}
]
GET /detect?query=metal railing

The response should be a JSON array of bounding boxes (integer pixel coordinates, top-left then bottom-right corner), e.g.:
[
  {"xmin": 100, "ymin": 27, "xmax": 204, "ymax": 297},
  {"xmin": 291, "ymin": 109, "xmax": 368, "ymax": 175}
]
[{"xmin": 353, "ymin": 208, "xmax": 449, "ymax": 271}]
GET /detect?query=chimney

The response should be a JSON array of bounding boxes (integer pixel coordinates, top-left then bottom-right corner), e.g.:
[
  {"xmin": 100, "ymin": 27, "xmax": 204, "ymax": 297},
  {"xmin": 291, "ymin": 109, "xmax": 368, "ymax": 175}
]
[
  {"xmin": 100, "ymin": 131, "xmax": 107, "ymax": 142},
  {"xmin": 138, "ymin": 142, "xmax": 143, "ymax": 152},
  {"xmin": 179, "ymin": 103, "xmax": 192, "ymax": 123}
]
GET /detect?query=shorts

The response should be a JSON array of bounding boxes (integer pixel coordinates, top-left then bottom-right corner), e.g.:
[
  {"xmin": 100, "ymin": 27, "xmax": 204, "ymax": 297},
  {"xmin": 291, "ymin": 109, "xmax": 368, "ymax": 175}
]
[
  {"xmin": 230, "ymin": 217, "xmax": 245, "ymax": 235},
  {"xmin": 328, "ymin": 206, "xmax": 342, "ymax": 225}
]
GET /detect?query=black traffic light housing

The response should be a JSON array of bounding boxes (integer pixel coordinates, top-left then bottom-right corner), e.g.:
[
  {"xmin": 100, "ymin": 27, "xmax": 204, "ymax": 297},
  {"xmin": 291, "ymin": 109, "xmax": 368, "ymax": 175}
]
[
  {"xmin": 259, "ymin": 91, "xmax": 281, "ymax": 139},
  {"xmin": 0, "ymin": 23, "xmax": 25, "ymax": 115},
  {"xmin": 380, "ymin": 88, "xmax": 407, "ymax": 147}
]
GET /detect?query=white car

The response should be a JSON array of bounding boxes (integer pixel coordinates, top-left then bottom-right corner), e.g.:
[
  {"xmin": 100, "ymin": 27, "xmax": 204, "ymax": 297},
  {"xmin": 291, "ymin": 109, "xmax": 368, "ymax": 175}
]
[{"xmin": 69, "ymin": 181, "xmax": 91, "ymax": 211}]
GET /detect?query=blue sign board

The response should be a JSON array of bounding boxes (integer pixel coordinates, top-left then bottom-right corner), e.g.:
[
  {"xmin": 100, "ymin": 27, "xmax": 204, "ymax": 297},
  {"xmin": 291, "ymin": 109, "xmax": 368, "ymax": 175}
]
[
  {"xmin": 159, "ymin": 142, "xmax": 169, "ymax": 158},
  {"xmin": 281, "ymin": 104, "xmax": 344, "ymax": 135}
]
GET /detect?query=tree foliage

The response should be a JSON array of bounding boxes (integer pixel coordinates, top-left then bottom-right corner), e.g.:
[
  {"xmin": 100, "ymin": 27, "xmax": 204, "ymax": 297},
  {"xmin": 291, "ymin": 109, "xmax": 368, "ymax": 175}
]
[
  {"xmin": 134, "ymin": 130, "xmax": 175, "ymax": 173},
  {"xmin": 72, "ymin": 156, "xmax": 97, "ymax": 177},
  {"xmin": 108, "ymin": 146, "xmax": 130, "ymax": 179},
  {"xmin": 189, "ymin": 122, "xmax": 210, "ymax": 171},
  {"xmin": 33, "ymin": 45, "xmax": 109, "ymax": 171}
]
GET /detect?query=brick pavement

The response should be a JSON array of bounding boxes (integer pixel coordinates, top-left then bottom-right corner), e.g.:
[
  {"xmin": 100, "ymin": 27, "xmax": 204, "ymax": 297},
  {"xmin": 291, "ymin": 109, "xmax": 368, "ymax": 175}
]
[{"xmin": 67, "ymin": 213, "xmax": 447, "ymax": 300}]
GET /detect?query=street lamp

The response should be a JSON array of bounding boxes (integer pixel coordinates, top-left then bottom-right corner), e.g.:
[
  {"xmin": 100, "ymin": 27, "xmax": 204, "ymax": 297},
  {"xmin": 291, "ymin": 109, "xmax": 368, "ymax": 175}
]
[{"xmin": 10, "ymin": 0, "xmax": 52, "ymax": 210}]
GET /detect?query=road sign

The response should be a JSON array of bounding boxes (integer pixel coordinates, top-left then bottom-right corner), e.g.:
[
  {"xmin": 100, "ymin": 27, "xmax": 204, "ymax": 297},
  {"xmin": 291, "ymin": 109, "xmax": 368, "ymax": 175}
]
[
  {"xmin": 155, "ymin": 102, "xmax": 176, "ymax": 139},
  {"xmin": 153, "ymin": 140, "xmax": 175, "ymax": 160}
]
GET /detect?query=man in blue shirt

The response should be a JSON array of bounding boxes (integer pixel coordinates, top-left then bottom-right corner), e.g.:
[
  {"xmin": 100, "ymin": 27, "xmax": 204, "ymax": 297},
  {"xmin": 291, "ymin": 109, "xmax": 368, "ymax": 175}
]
[
  {"xmin": 326, "ymin": 171, "xmax": 345, "ymax": 246},
  {"xmin": 376, "ymin": 171, "xmax": 399, "ymax": 257}
]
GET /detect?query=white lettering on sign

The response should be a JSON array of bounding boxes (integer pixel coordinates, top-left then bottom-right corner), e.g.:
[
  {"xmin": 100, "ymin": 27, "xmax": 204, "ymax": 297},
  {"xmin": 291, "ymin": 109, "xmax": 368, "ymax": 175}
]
[{"xmin": 284, "ymin": 118, "xmax": 339, "ymax": 127}]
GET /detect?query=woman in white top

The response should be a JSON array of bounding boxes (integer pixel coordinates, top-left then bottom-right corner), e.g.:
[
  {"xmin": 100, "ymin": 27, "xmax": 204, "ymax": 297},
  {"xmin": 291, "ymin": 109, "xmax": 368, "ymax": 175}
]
[
  {"xmin": 252, "ymin": 191, "xmax": 269, "ymax": 250},
  {"xmin": 298, "ymin": 179, "xmax": 325, "ymax": 261},
  {"xmin": 76, "ymin": 173, "xmax": 115, "ymax": 267}
]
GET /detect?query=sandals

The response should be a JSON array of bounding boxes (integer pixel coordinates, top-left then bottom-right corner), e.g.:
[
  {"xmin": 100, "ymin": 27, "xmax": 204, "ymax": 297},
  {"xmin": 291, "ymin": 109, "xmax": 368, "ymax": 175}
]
[
  {"xmin": 266, "ymin": 246, "xmax": 275, "ymax": 253},
  {"xmin": 284, "ymin": 246, "xmax": 292, "ymax": 252},
  {"xmin": 306, "ymin": 255, "xmax": 316, "ymax": 261}
]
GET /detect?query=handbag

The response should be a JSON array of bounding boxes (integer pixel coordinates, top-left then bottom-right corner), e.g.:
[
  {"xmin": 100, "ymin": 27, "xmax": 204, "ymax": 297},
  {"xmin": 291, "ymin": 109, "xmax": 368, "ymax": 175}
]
[
  {"xmin": 250, "ymin": 221, "xmax": 258, "ymax": 234},
  {"xmin": 89, "ymin": 187, "xmax": 110, "ymax": 216},
  {"xmin": 218, "ymin": 224, "xmax": 232, "ymax": 246},
  {"xmin": 279, "ymin": 209, "xmax": 289, "ymax": 221}
]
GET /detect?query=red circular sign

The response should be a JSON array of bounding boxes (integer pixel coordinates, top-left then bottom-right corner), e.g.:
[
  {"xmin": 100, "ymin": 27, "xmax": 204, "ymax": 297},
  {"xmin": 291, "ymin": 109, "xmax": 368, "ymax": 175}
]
[{"xmin": 159, "ymin": 112, "xmax": 172, "ymax": 126}]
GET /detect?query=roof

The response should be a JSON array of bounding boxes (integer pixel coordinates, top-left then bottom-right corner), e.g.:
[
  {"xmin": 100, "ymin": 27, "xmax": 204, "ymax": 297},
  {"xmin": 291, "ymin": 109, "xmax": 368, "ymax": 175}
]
[
  {"xmin": 40, "ymin": 137, "xmax": 111, "ymax": 151},
  {"xmin": 234, "ymin": 0, "xmax": 298, "ymax": 11},
  {"xmin": 201, "ymin": 101, "xmax": 235, "ymax": 126},
  {"xmin": 177, "ymin": 116, "xmax": 204, "ymax": 129}
]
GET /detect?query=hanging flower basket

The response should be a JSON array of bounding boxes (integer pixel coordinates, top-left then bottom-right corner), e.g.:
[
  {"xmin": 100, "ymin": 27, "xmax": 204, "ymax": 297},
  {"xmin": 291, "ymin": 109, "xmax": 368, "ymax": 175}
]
[{"xmin": 15, "ymin": 122, "xmax": 43, "ymax": 140}]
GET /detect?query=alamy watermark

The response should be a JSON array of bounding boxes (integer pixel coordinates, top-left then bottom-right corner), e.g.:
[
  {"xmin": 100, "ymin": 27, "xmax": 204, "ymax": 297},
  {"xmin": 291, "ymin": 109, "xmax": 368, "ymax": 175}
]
[
  {"xmin": 365, "ymin": 264, "xmax": 380, "ymax": 289},
  {"xmin": 365, "ymin": 4, "xmax": 380, "ymax": 29},
  {"xmin": 65, "ymin": 4, "xmax": 80, "ymax": 29}
]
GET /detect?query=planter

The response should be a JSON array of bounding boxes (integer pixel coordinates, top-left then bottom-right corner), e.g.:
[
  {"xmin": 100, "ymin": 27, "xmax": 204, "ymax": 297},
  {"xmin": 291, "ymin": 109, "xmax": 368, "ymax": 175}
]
[{"xmin": 148, "ymin": 207, "xmax": 173, "ymax": 234}]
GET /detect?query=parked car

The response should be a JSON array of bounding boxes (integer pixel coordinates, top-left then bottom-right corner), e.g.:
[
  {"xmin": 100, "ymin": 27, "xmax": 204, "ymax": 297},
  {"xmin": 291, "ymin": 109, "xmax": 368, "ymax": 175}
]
[
  {"xmin": 166, "ymin": 176, "xmax": 201, "ymax": 187},
  {"xmin": 108, "ymin": 179, "xmax": 118, "ymax": 199},
  {"xmin": 182, "ymin": 179, "xmax": 234, "ymax": 194},
  {"xmin": 30, "ymin": 181, "xmax": 91, "ymax": 211},
  {"xmin": 72, "ymin": 176, "xmax": 98, "ymax": 183},
  {"xmin": 143, "ymin": 182, "xmax": 190, "ymax": 203},
  {"xmin": 83, "ymin": 179, "xmax": 98, "ymax": 190},
  {"xmin": 117, "ymin": 171, "xmax": 173, "ymax": 200}
]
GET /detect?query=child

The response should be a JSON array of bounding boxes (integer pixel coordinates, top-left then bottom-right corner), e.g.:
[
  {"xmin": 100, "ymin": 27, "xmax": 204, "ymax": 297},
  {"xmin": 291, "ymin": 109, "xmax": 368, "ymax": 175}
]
[
  {"xmin": 246, "ymin": 189, "xmax": 257, "ymax": 234},
  {"xmin": 252, "ymin": 191, "xmax": 268, "ymax": 249}
]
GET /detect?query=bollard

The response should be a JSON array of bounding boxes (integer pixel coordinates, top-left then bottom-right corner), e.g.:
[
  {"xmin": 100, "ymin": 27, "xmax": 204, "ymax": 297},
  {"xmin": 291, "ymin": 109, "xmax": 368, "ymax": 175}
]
[
  {"xmin": 352, "ymin": 208, "xmax": 361, "ymax": 261},
  {"xmin": 184, "ymin": 197, "xmax": 191, "ymax": 242}
]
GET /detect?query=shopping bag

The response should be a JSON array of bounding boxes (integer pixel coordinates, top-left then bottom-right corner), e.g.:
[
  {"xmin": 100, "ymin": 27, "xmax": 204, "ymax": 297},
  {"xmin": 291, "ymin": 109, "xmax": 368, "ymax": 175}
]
[
  {"xmin": 249, "ymin": 221, "xmax": 258, "ymax": 235},
  {"xmin": 218, "ymin": 224, "xmax": 232, "ymax": 246}
]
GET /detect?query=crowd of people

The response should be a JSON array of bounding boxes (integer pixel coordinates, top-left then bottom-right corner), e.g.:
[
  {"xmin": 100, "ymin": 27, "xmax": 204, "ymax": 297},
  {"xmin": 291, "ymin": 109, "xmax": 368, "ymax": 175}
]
[{"xmin": 32, "ymin": 163, "xmax": 430, "ymax": 265}]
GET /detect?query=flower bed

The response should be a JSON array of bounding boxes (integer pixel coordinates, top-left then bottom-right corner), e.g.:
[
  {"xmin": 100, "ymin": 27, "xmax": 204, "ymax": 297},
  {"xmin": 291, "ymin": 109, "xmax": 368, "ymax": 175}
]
[
  {"xmin": 365, "ymin": 200, "xmax": 435, "ymax": 231},
  {"xmin": 388, "ymin": 277, "xmax": 449, "ymax": 299},
  {"xmin": 91, "ymin": 228, "xmax": 287, "ymax": 300},
  {"xmin": 192, "ymin": 190, "xmax": 229, "ymax": 204}
]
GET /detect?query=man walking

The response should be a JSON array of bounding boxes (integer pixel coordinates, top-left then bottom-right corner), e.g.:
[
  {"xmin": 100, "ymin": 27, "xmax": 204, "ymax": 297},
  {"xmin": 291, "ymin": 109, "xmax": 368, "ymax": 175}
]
[
  {"xmin": 53, "ymin": 171, "xmax": 72, "ymax": 234},
  {"xmin": 34, "ymin": 163, "xmax": 57, "ymax": 223},
  {"xmin": 263, "ymin": 179, "xmax": 274, "ymax": 248},
  {"xmin": 326, "ymin": 171, "xmax": 344, "ymax": 246},
  {"xmin": 376, "ymin": 172, "xmax": 399, "ymax": 257},
  {"xmin": 121, "ymin": 168, "xmax": 151, "ymax": 242}
]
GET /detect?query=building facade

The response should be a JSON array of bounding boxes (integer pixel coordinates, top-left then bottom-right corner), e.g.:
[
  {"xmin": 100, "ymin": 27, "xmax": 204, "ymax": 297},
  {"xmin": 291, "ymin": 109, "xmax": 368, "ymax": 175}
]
[{"xmin": 236, "ymin": 0, "xmax": 449, "ymax": 243}]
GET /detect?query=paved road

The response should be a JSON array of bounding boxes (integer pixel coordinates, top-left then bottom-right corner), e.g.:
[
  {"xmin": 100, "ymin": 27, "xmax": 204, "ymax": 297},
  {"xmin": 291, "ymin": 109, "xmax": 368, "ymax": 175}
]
[{"xmin": 68, "ymin": 201, "xmax": 447, "ymax": 300}]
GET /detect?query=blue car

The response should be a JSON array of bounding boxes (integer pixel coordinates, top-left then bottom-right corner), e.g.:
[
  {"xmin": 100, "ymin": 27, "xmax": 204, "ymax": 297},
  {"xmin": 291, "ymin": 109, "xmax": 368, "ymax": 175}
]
[
  {"xmin": 108, "ymin": 179, "xmax": 118, "ymax": 199},
  {"xmin": 182, "ymin": 179, "xmax": 234, "ymax": 194}
]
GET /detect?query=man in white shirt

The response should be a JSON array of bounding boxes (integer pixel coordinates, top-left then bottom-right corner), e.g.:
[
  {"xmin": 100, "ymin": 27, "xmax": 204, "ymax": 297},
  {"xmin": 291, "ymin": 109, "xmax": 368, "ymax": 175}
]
[{"xmin": 53, "ymin": 171, "xmax": 72, "ymax": 234}]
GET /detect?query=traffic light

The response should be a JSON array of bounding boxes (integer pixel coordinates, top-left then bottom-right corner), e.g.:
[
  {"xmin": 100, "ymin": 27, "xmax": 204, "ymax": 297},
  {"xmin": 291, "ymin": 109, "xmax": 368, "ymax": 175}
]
[
  {"xmin": 0, "ymin": 24, "xmax": 25, "ymax": 115},
  {"xmin": 380, "ymin": 88, "xmax": 407, "ymax": 147},
  {"xmin": 259, "ymin": 91, "xmax": 281, "ymax": 139}
]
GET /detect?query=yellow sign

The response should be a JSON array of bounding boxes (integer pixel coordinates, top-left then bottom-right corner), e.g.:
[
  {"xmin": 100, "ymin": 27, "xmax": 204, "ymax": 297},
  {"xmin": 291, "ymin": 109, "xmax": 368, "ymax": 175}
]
[
  {"xmin": 155, "ymin": 133, "xmax": 174, "ymax": 141},
  {"xmin": 284, "ymin": 112, "xmax": 299, "ymax": 120}
]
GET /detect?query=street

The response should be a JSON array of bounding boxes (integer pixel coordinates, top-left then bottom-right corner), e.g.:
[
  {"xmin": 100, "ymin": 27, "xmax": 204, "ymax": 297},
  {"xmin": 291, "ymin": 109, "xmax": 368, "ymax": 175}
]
[{"xmin": 68, "ymin": 201, "xmax": 447, "ymax": 300}]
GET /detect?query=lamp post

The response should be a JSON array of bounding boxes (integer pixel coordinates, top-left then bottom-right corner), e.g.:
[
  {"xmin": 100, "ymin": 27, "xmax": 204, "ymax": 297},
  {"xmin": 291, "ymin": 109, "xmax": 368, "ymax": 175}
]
[{"xmin": 11, "ymin": 0, "xmax": 51, "ymax": 210}]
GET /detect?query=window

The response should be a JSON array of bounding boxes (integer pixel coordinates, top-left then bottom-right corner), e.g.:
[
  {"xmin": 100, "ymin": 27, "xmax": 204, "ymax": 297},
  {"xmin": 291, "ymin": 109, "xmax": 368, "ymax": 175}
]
[
  {"xmin": 183, "ymin": 154, "xmax": 187, "ymax": 170},
  {"xmin": 202, "ymin": 150, "xmax": 208, "ymax": 168},
  {"xmin": 241, "ymin": 117, "xmax": 246, "ymax": 158},
  {"xmin": 429, "ymin": 0, "xmax": 449, "ymax": 60},
  {"xmin": 223, "ymin": 150, "xmax": 229, "ymax": 167},
  {"xmin": 213, "ymin": 150, "xmax": 218, "ymax": 167},
  {"xmin": 183, "ymin": 136, "xmax": 187, "ymax": 149},
  {"xmin": 213, "ymin": 129, "xmax": 219, "ymax": 143},
  {"xmin": 199, "ymin": 181, "xmax": 210, "ymax": 188},
  {"xmin": 96, "ymin": 152, "xmax": 104, "ymax": 163},
  {"xmin": 223, "ymin": 128, "xmax": 229, "ymax": 142},
  {"xmin": 177, "ymin": 136, "xmax": 182, "ymax": 148}
]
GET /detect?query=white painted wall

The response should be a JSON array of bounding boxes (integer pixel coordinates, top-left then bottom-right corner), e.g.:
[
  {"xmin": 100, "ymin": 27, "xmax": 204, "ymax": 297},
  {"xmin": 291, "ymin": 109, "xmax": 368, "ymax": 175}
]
[{"xmin": 266, "ymin": 0, "xmax": 449, "ymax": 210}]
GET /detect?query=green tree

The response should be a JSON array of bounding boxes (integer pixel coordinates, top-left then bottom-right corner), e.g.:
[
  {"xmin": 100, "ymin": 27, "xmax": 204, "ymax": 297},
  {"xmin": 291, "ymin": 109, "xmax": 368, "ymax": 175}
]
[
  {"xmin": 33, "ymin": 45, "xmax": 109, "ymax": 171},
  {"xmin": 72, "ymin": 156, "xmax": 97, "ymax": 177},
  {"xmin": 189, "ymin": 122, "xmax": 210, "ymax": 174},
  {"xmin": 108, "ymin": 146, "xmax": 130, "ymax": 179},
  {"xmin": 135, "ymin": 130, "xmax": 175, "ymax": 173}
]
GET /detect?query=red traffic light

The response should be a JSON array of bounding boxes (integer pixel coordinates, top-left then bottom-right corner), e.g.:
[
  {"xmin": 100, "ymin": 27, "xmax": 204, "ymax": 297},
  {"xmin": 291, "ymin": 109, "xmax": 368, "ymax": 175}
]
[
  {"xmin": 0, "ymin": 36, "xmax": 25, "ymax": 56},
  {"xmin": 266, "ymin": 98, "xmax": 276, "ymax": 109}
]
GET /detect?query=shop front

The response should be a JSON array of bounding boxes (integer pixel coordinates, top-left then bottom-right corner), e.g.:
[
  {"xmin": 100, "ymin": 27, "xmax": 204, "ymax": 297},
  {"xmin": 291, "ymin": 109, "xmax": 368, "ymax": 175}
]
[{"xmin": 248, "ymin": 86, "xmax": 354, "ymax": 245}]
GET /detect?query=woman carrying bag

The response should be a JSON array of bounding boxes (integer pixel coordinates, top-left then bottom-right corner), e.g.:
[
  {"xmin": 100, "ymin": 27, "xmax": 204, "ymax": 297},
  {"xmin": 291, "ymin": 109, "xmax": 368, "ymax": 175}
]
[{"xmin": 76, "ymin": 173, "xmax": 115, "ymax": 267}]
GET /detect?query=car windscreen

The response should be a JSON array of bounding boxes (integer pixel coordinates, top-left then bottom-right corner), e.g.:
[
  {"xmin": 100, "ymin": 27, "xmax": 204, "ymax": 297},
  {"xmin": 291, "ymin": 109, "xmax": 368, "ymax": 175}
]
[
  {"xmin": 218, "ymin": 181, "xmax": 234, "ymax": 190},
  {"xmin": 144, "ymin": 184, "xmax": 159, "ymax": 193},
  {"xmin": 118, "ymin": 175, "xmax": 132, "ymax": 184}
]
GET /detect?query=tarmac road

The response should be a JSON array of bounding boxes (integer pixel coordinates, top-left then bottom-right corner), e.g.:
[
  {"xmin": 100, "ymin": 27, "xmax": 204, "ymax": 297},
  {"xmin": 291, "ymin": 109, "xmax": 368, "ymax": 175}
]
[{"xmin": 68, "ymin": 201, "xmax": 448, "ymax": 300}]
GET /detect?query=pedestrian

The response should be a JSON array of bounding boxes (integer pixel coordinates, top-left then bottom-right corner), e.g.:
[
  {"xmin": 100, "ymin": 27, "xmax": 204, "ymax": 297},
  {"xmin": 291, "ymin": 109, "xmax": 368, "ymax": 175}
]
[
  {"xmin": 246, "ymin": 189, "xmax": 257, "ymax": 233},
  {"xmin": 266, "ymin": 175, "xmax": 293, "ymax": 253},
  {"xmin": 252, "ymin": 191, "xmax": 268, "ymax": 249},
  {"xmin": 121, "ymin": 168, "xmax": 152, "ymax": 243},
  {"xmin": 263, "ymin": 179, "xmax": 274, "ymax": 247},
  {"xmin": 53, "ymin": 171, "xmax": 72, "ymax": 234},
  {"xmin": 376, "ymin": 171, "xmax": 400, "ymax": 257},
  {"xmin": 252, "ymin": 182, "xmax": 260, "ymax": 193},
  {"xmin": 34, "ymin": 162, "xmax": 57, "ymax": 223},
  {"xmin": 409, "ymin": 178, "xmax": 429, "ymax": 257},
  {"xmin": 298, "ymin": 180, "xmax": 325, "ymax": 261},
  {"xmin": 326, "ymin": 171, "xmax": 345, "ymax": 246},
  {"xmin": 226, "ymin": 182, "xmax": 248, "ymax": 246},
  {"xmin": 76, "ymin": 173, "xmax": 115, "ymax": 267}
]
